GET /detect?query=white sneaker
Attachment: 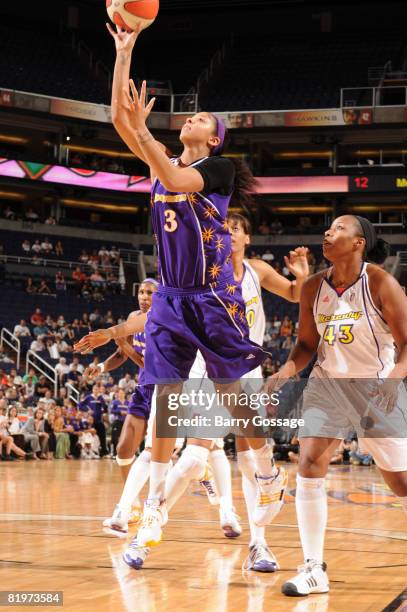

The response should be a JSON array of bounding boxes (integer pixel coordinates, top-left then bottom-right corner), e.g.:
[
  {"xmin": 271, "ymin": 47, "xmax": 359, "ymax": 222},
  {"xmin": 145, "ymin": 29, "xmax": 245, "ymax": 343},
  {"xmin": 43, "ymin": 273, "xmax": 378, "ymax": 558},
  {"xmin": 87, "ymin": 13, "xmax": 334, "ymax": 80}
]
[
  {"xmin": 81, "ymin": 451, "xmax": 91, "ymax": 460},
  {"xmin": 136, "ymin": 499, "xmax": 168, "ymax": 547},
  {"xmin": 253, "ymin": 466, "xmax": 288, "ymax": 526},
  {"xmin": 282, "ymin": 560, "xmax": 329, "ymax": 596},
  {"xmin": 91, "ymin": 452, "xmax": 100, "ymax": 460},
  {"xmin": 220, "ymin": 506, "xmax": 242, "ymax": 538},
  {"xmin": 123, "ymin": 536, "xmax": 150, "ymax": 570},
  {"xmin": 102, "ymin": 505, "xmax": 129, "ymax": 535},
  {"xmin": 243, "ymin": 540, "xmax": 279, "ymax": 573},
  {"xmin": 199, "ymin": 463, "xmax": 219, "ymax": 505}
]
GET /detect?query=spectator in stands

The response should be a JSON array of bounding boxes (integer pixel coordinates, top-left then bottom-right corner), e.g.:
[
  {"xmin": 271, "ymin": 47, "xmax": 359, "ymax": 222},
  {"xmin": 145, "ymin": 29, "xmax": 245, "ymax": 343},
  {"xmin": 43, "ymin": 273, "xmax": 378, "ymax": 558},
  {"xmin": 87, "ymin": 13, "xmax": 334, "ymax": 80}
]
[
  {"xmin": 45, "ymin": 216, "xmax": 56, "ymax": 226},
  {"xmin": 0, "ymin": 425, "xmax": 27, "ymax": 460},
  {"xmin": 78, "ymin": 413, "xmax": 100, "ymax": 459},
  {"xmin": 55, "ymin": 334, "xmax": 71, "ymax": 354},
  {"xmin": 7, "ymin": 406, "xmax": 24, "ymax": 450},
  {"xmin": 31, "ymin": 240, "xmax": 42, "ymax": 254},
  {"xmin": 81, "ymin": 282, "xmax": 92, "ymax": 300},
  {"xmin": 53, "ymin": 406, "xmax": 72, "ymax": 459},
  {"xmin": 44, "ymin": 410, "xmax": 56, "ymax": 459},
  {"xmin": 307, "ymin": 251, "xmax": 316, "ymax": 274},
  {"xmin": 4, "ymin": 206, "xmax": 15, "ymax": 220},
  {"xmin": 106, "ymin": 272, "xmax": 120, "ymax": 294},
  {"xmin": 109, "ymin": 389, "xmax": 129, "ymax": 456},
  {"xmin": 98, "ymin": 246, "xmax": 109, "ymax": 259},
  {"xmin": 90, "ymin": 270, "xmax": 105, "ymax": 287},
  {"xmin": 281, "ymin": 331, "xmax": 295, "ymax": 350},
  {"xmin": 30, "ymin": 308, "xmax": 45, "ymax": 326},
  {"xmin": 9, "ymin": 368, "xmax": 23, "ymax": 388},
  {"xmin": 41, "ymin": 238, "xmax": 53, "ymax": 254},
  {"xmin": 34, "ymin": 375, "xmax": 52, "ymax": 398},
  {"xmin": 110, "ymin": 246, "xmax": 120, "ymax": 264},
  {"xmin": 55, "ymin": 241, "xmax": 64, "ymax": 257},
  {"xmin": 118, "ymin": 373, "xmax": 136, "ymax": 394},
  {"xmin": 270, "ymin": 315, "xmax": 281, "ymax": 334},
  {"xmin": 89, "ymin": 309, "xmax": 102, "ymax": 326},
  {"xmin": 26, "ymin": 277, "xmax": 36, "ymax": 294},
  {"xmin": 22, "ymin": 239, "xmax": 31, "ymax": 255},
  {"xmin": 0, "ymin": 347, "xmax": 13, "ymax": 364},
  {"xmin": 79, "ymin": 250, "xmax": 89, "ymax": 264},
  {"xmin": 104, "ymin": 310, "xmax": 115, "ymax": 325},
  {"xmin": 72, "ymin": 266, "xmax": 87, "ymax": 291},
  {"xmin": 258, "ymin": 221, "xmax": 270, "ymax": 236},
  {"xmin": 30, "ymin": 336, "xmax": 45, "ymax": 353},
  {"xmin": 23, "ymin": 369, "xmax": 38, "ymax": 386},
  {"xmin": 25, "ymin": 208, "xmax": 39, "ymax": 222},
  {"xmin": 262, "ymin": 249, "xmax": 274, "ymax": 263},
  {"xmin": 70, "ymin": 356, "xmax": 84, "ymax": 375},
  {"xmin": 270, "ymin": 220, "xmax": 283, "ymax": 235},
  {"xmin": 55, "ymin": 271, "xmax": 66, "ymax": 293},
  {"xmin": 33, "ymin": 319, "xmax": 49, "ymax": 337},
  {"xmin": 37, "ymin": 280, "xmax": 52, "ymax": 295},
  {"xmin": 46, "ymin": 339, "xmax": 60, "ymax": 360},
  {"xmin": 21, "ymin": 408, "xmax": 43, "ymax": 459},
  {"xmin": 23, "ymin": 375, "xmax": 36, "ymax": 401},
  {"xmin": 13, "ymin": 319, "xmax": 31, "ymax": 338},
  {"xmin": 79, "ymin": 384, "xmax": 108, "ymax": 456},
  {"xmin": 66, "ymin": 363, "xmax": 81, "ymax": 387},
  {"xmin": 280, "ymin": 315, "xmax": 294, "ymax": 337}
]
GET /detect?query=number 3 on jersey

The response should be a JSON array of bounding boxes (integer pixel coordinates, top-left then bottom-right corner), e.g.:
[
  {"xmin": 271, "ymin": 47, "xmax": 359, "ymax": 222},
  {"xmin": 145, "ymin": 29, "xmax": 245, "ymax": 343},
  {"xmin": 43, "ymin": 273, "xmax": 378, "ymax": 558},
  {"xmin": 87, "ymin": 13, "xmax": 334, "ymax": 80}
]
[
  {"xmin": 164, "ymin": 209, "xmax": 178, "ymax": 233},
  {"xmin": 323, "ymin": 324, "xmax": 354, "ymax": 346}
]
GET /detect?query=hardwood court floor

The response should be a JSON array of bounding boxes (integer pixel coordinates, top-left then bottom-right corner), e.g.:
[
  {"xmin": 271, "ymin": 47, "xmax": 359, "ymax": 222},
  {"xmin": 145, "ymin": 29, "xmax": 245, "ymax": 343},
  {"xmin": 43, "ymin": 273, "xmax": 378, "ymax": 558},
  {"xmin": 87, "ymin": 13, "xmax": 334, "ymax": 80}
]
[{"xmin": 1, "ymin": 459, "xmax": 406, "ymax": 612}]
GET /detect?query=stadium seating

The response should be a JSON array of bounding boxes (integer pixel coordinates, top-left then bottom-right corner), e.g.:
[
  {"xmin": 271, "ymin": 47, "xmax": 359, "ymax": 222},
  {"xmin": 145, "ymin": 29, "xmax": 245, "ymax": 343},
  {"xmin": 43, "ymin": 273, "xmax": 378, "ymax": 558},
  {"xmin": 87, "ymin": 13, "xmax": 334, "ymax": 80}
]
[{"xmin": 204, "ymin": 33, "xmax": 404, "ymax": 111}]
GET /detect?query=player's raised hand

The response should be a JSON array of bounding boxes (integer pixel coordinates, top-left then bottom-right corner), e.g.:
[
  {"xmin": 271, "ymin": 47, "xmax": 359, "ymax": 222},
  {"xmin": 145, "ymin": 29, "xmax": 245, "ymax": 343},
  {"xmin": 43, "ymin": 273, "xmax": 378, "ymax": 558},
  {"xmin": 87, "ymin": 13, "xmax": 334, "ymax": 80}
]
[
  {"xmin": 122, "ymin": 79, "xmax": 156, "ymax": 130},
  {"xmin": 84, "ymin": 365, "xmax": 102, "ymax": 381},
  {"xmin": 74, "ymin": 329, "xmax": 112, "ymax": 354},
  {"xmin": 263, "ymin": 360, "xmax": 296, "ymax": 394},
  {"xmin": 106, "ymin": 22, "xmax": 142, "ymax": 54},
  {"xmin": 284, "ymin": 247, "xmax": 309, "ymax": 279}
]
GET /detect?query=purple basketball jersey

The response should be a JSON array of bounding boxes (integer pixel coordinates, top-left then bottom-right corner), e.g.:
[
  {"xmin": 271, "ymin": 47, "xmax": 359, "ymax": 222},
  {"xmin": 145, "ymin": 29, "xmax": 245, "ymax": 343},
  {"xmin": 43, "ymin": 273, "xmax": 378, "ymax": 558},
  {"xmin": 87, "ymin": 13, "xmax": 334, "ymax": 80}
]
[
  {"xmin": 132, "ymin": 330, "xmax": 146, "ymax": 385},
  {"xmin": 151, "ymin": 158, "xmax": 234, "ymax": 289}
]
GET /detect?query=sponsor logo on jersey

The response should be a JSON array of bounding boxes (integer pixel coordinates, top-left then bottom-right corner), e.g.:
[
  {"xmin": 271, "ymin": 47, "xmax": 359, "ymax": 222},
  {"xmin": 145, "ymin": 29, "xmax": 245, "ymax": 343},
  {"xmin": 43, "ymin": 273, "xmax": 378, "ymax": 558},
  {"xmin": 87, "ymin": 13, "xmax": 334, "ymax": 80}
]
[
  {"xmin": 245, "ymin": 295, "xmax": 259, "ymax": 307},
  {"xmin": 317, "ymin": 311, "xmax": 363, "ymax": 324}
]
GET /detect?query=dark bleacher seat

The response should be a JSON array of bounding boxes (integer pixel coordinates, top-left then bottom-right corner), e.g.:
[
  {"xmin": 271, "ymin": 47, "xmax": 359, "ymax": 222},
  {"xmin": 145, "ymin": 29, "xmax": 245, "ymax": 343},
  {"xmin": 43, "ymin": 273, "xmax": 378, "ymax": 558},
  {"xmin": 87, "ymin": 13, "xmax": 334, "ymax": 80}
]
[{"xmin": 203, "ymin": 33, "xmax": 404, "ymax": 111}]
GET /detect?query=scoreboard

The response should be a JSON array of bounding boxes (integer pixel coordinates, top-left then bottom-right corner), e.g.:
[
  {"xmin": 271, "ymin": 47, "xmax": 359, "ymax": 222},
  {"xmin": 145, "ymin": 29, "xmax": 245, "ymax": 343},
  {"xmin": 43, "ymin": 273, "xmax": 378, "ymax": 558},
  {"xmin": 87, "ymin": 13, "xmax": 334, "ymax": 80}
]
[{"xmin": 349, "ymin": 175, "xmax": 407, "ymax": 193}]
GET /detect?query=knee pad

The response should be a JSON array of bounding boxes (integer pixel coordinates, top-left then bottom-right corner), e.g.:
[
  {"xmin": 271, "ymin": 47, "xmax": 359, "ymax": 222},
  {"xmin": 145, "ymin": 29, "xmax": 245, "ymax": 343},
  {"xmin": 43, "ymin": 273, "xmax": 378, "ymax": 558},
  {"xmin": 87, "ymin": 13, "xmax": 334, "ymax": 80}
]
[
  {"xmin": 237, "ymin": 450, "xmax": 256, "ymax": 481},
  {"xmin": 176, "ymin": 444, "xmax": 209, "ymax": 480},
  {"xmin": 116, "ymin": 456, "xmax": 135, "ymax": 467}
]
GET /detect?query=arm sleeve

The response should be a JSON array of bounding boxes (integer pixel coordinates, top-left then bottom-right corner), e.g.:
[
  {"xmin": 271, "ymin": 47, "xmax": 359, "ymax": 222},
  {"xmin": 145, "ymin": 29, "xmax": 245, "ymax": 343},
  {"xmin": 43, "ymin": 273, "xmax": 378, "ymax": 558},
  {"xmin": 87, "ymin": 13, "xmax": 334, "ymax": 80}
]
[{"xmin": 194, "ymin": 157, "xmax": 235, "ymax": 196}]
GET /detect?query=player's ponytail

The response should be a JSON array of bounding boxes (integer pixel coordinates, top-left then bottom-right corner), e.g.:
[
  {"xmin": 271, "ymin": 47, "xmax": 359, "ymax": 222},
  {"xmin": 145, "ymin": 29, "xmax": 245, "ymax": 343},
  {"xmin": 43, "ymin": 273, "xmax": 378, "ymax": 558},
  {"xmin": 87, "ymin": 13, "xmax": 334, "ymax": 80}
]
[{"xmin": 354, "ymin": 215, "xmax": 389, "ymax": 264}]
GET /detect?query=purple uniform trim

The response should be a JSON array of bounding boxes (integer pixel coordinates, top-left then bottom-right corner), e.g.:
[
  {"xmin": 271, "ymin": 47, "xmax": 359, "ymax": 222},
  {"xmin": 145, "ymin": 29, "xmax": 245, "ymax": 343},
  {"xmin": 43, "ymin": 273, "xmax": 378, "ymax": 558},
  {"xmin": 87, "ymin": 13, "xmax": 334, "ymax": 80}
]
[{"xmin": 129, "ymin": 330, "xmax": 154, "ymax": 419}]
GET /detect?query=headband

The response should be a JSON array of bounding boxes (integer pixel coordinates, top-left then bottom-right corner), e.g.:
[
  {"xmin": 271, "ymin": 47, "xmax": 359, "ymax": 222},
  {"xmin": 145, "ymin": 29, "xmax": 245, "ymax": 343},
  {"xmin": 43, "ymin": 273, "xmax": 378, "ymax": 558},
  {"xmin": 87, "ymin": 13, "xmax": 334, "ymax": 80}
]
[
  {"xmin": 142, "ymin": 278, "xmax": 159, "ymax": 287},
  {"xmin": 355, "ymin": 216, "xmax": 377, "ymax": 253},
  {"xmin": 212, "ymin": 115, "xmax": 226, "ymax": 156}
]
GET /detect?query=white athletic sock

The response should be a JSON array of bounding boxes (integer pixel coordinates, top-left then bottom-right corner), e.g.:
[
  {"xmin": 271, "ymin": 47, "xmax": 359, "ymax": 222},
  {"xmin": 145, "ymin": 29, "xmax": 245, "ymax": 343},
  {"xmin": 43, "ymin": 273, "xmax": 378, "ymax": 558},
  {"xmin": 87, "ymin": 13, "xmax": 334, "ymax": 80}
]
[
  {"xmin": 118, "ymin": 450, "xmax": 151, "ymax": 514},
  {"xmin": 296, "ymin": 474, "xmax": 327, "ymax": 564},
  {"xmin": 237, "ymin": 450, "xmax": 266, "ymax": 546},
  {"xmin": 166, "ymin": 445, "xmax": 209, "ymax": 510},
  {"xmin": 148, "ymin": 461, "xmax": 170, "ymax": 502},
  {"xmin": 209, "ymin": 449, "xmax": 233, "ymax": 510},
  {"xmin": 251, "ymin": 443, "xmax": 278, "ymax": 478},
  {"xmin": 398, "ymin": 495, "xmax": 407, "ymax": 516}
]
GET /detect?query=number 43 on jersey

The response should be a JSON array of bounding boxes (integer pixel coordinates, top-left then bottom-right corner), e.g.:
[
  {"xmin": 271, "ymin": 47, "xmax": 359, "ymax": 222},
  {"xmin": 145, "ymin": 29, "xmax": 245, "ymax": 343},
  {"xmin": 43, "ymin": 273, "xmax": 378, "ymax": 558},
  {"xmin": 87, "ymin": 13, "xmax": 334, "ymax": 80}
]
[{"xmin": 323, "ymin": 324, "xmax": 354, "ymax": 346}]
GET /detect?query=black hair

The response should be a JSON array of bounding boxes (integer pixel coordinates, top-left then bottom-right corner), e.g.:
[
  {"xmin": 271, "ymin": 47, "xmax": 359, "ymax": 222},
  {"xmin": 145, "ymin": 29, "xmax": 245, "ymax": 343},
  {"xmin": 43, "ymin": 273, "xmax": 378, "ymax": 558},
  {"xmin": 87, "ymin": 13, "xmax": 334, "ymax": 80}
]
[
  {"xmin": 353, "ymin": 215, "xmax": 389, "ymax": 264},
  {"xmin": 209, "ymin": 114, "xmax": 257, "ymax": 208},
  {"xmin": 227, "ymin": 213, "xmax": 252, "ymax": 235}
]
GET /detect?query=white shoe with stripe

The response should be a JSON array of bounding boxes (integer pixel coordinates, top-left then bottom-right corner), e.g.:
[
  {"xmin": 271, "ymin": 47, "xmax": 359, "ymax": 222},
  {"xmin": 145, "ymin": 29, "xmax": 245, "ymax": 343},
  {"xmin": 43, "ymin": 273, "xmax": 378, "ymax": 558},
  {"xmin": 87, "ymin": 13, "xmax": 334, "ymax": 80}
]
[{"xmin": 282, "ymin": 560, "xmax": 329, "ymax": 596}]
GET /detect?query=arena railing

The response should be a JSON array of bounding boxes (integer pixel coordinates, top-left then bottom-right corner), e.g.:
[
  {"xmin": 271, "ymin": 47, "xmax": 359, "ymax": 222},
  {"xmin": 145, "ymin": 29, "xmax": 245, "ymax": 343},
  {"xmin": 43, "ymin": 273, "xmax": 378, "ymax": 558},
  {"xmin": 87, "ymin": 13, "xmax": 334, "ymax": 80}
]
[
  {"xmin": 26, "ymin": 350, "xmax": 58, "ymax": 397},
  {"xmin": 66, "ymin": 382, "xmax": 79, "ymax": 406},
  {"xmin": 0, "ymin": 328, "xmax": 21, "ymax": 370},
  {"xmin": 0, "ymin": 254, "xmax": 120, "ymax": 274}
]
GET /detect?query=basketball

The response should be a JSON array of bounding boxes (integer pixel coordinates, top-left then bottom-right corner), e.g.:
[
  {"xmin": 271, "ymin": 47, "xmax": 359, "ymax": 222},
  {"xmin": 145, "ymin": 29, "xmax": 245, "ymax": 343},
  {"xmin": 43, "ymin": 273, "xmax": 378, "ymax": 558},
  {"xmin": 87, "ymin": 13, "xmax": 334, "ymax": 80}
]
[{"xmin": 106, "ymin": 0, "xmax": 159, "ymax": 32}]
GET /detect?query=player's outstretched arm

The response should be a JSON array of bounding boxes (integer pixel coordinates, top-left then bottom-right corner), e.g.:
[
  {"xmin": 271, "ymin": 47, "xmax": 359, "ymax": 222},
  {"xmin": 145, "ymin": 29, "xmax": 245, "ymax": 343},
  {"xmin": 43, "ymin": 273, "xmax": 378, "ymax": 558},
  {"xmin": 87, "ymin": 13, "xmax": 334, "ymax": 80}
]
[
  {"xmin": 250, "ymin": 247, "xmax": 309, "ymax": 303},
  {"xmin": 108, "ymin": 23, "xmax": 163, "ymax": 166},
  {"xmin": 74, "ymin": 311, "xmax": 147, "ymax": 354}
]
